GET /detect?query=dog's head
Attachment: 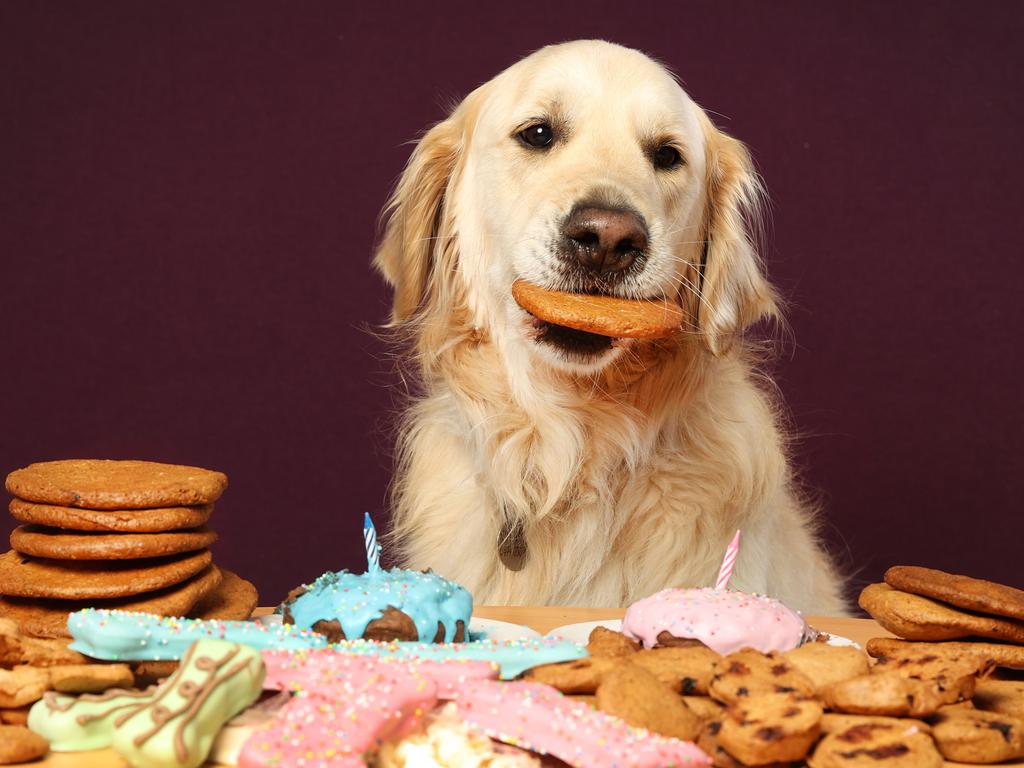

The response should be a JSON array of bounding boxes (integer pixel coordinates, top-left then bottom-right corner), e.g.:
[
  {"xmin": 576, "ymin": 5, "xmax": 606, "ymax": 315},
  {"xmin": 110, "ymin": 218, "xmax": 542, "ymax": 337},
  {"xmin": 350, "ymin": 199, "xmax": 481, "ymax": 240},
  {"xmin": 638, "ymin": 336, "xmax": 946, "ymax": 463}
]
[{"xmin": 375, "ymin": 40, "xmax": 778, "ymax": 373}]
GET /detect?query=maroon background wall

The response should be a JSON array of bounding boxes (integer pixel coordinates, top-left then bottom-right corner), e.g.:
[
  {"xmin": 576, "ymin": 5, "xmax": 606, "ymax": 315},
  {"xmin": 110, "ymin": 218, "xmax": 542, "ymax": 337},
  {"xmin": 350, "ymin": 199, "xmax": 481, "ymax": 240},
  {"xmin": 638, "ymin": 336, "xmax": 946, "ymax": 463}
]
[{"xmin": 1, "ymin": 1, "xmax": 1022, "ymax": 608}]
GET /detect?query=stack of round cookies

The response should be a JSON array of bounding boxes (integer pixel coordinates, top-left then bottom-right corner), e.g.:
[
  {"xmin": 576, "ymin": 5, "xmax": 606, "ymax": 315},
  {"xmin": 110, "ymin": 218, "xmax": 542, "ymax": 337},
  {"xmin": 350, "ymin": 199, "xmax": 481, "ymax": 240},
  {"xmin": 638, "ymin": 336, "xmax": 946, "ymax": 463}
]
[{"xmin": 0, "ymin": 459, "xmax": 258, "ymax": 638}]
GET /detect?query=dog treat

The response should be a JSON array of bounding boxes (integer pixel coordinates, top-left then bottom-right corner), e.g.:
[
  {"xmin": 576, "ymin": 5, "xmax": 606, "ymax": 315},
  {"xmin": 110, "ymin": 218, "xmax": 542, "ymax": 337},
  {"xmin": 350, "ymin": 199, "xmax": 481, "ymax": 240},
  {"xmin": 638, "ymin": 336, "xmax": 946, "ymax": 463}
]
[
  {"xmin": 631, "ymin": 645, "xmax": 720, "ymax": 695},
  {"xmin": 0, "ymin": 618, "xmax": 88, "ymax": 666},
  {"xmin": 450, "ymin": 679, "xmax": 711, "ymax": 767},
  {"xmin": 595, "ymin": 663, "xmax": 702, "ymax": 741},
  {"xmin": 281, "ymin": 567, "xmax": 472, "ymax": 643},
  {"xmin": 975, "ymin": 679, "xmax": 1024, "ymax": 719},
  {"xmin": 783, "ymin": 643, "xmax": 870, "ymax": 694},
  {"xmin": 27, "ymin": 687, "xmax": 156, "ymax": 751},
  {"xmin": 708, "ymin": 649, "xmax": 815, "ymax": 705},
  {"xmin": 238, "ymin": 656, "xmax": 438, "ymax": 768},
  {"xmin": 808, "ymin": 720, "xmax": 942, "ymax": 768},
  {"xmin": 0, "ymin": 564, "xmax": 222, "ymax": 638},
  {"xmin": 822, "ymin": 671, "xmax": 971, "ymax": 718},
  {"xmin": 587, "ymin": 625, "xmax": 640, "ymax": 658},
  {"xmin": 112, "ymin": 639, "xmax": 264, "ymax": 768},
  {"xmin": 9, "ymin": 498, "xmax": 214, "ymax": 533},
  {"xmin": 46, "ymin": 663, "xmax": 135, "ymax": 693},
  {"xmin": 930, "ymin": 707, "xmax": 1024, "ymax": 763},
  {"xmin": 859, "ymin": 582, "xmax": 1024, "ymax": 642},
  {"xmin": 0, "ymin": 724, "xmax": 49, "ymax": 764},
  {"xmin": 187, "ymin": 569, "xmax": 258, "ymax": 621},
  {"xmin": 718, "ymin": 692, "xmax": 822, "ymax": 765},
  {"xmin": 523, "ymin": 655, "xmax": 619, "ymax": 694},
  {"xmin": 885, "ymin": 564, "xmax": 1024, "ymax": 621},
  {"xmin": 0, "ymin": 666, "xmax": 50, "ymax": 708},
  {"xmin": 0, "ymin": 548, "xmax": 212, "ymax": 600},
  {"xmin": 375, "ymin": 701, "xmax": 542, "ymax": 768},
  {"xmin": 512, "ymin": 279, "xmax": 684, "ymax": 339},
  {"xmin": 10, "ymin": 524, "xmax": 217, "ymax": 560},
  {"xmin": 866, "ymin": 636, "xmax": 1024, "ymax": 670},
  {"xmin": 622, "ymin": 587, "xmax": 808, "ymax": 654},
  {"xmin": 131, "ymin": 660, "xmax": 180, "ymax": 685},
  {"xmin": 67, "ymin": 608, "xmax": 328, "ymax": 661},
  {"xmin": 6, "ymin": 459, "xmax": 228, "ymax": 510},
  {"xmin": 0, "ymin": 707, "xmax": 30, "ymax": 726}
]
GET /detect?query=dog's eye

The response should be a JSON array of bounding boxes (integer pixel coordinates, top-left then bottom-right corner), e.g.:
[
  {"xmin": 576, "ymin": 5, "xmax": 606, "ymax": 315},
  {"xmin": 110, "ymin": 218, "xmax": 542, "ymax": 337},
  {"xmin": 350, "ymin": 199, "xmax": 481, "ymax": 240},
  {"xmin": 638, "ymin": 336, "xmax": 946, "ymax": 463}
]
[
  {"xmin": 518, "ymin": 123, "xmax": 554, "ymax": 149},
  {"xmin": 653, "ymin": 144, "xmax": 684, "ymax": 170}
]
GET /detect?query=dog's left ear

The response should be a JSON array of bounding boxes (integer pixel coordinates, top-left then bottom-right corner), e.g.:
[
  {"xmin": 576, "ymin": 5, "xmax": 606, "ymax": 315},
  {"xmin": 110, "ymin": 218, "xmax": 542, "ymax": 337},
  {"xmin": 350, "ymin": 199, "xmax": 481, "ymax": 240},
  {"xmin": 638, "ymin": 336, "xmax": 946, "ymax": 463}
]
[
  {"xmin": 696, "ymin": 117, "xmax": 780, "ymax": 355},
  {"xmin": 373, "ymin": 108, "xmax": 466, "ymax": 325}
]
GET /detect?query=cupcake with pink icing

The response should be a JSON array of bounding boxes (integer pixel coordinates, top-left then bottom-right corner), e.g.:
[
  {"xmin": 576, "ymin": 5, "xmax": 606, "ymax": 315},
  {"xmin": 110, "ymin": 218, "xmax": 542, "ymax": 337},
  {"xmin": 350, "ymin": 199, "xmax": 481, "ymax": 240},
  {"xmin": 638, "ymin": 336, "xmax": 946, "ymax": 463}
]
[
  {"xmin": 622, "ymin": 529, "xmax": 811, "ymax": 655},
  {"xmin": 621, "ymin": 587, "xmax": 808, "ymax": 655}
]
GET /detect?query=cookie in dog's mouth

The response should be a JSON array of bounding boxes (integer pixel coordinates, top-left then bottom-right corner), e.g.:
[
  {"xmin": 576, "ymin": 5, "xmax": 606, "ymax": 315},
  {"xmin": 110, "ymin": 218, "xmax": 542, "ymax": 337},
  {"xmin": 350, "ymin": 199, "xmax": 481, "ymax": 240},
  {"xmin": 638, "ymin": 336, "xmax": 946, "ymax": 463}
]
[
  {"xmin": 511, "ymin": 280, "xmax": 684, "ymax": 357},
  {"xmin": 529, "ymin": 315, "xmax": 614, "ymax": 356}
]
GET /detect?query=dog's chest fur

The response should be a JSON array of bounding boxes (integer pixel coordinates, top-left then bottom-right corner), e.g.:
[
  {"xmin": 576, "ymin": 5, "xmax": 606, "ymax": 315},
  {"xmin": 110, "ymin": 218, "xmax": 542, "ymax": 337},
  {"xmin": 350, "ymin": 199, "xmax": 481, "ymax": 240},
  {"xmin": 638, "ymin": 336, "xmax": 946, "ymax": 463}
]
[{"xmin": 388, "ymin": 338, "xmax": 806, "ymax": 608}]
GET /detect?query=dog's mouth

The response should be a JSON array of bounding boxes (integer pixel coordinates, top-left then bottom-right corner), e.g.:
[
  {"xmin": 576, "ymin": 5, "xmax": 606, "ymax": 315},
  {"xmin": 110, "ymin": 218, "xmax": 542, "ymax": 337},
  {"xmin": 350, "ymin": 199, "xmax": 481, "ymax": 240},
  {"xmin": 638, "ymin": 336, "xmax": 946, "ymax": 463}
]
[{"xmin": 527, "ymin": 315, "xmax": 614, "ymax": 357}]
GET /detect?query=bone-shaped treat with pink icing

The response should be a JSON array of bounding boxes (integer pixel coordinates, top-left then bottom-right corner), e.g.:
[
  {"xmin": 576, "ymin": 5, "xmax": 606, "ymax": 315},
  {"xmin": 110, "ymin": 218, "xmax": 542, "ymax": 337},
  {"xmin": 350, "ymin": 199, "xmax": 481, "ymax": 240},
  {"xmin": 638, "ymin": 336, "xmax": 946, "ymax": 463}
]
[{"xmin": 237, "ymin": 655, "xmax": 439, "ymax": 768}]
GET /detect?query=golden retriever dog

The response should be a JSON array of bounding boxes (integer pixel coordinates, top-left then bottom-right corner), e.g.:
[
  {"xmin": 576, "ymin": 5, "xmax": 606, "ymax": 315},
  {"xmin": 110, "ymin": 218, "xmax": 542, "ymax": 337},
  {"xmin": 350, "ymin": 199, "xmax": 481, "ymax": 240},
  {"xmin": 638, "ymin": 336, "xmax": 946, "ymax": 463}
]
[{"xmin": 374, "ymin": 40, "xmax": 846, "ymax": 614}]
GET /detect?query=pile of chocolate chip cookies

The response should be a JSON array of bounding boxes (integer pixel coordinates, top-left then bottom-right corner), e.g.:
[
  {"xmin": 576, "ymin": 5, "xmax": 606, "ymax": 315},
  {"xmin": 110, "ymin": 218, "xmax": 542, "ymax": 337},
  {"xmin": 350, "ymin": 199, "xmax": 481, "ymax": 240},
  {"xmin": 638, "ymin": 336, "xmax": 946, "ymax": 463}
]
[
  {"xmin": 0, "ymin": 460, "xmax": 258, "ymax": 639},
  {"xmin": 526, "ymin": 621, "xmax": 1022, "ymax": 766}
]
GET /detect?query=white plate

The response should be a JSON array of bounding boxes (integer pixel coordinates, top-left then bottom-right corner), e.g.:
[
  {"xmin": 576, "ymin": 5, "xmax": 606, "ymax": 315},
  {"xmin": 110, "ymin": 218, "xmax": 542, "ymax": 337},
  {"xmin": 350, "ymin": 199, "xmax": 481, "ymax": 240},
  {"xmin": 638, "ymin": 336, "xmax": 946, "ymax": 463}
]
[
  {"xmin": 547, "ymin": 619, "xmax": 859, "ymax": 649},
  {"xmin": 255, "ymin": 612, "xmax": 540, "ymax": 641}
]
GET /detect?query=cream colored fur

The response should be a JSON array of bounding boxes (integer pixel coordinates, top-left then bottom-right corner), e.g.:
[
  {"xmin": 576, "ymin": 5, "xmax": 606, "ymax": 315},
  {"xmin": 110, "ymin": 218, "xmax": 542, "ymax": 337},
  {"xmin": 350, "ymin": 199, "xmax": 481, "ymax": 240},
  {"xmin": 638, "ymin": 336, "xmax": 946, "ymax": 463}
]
[{"xmin": 374, "ymin": 40, "xmax": 847, "ymax": 614}]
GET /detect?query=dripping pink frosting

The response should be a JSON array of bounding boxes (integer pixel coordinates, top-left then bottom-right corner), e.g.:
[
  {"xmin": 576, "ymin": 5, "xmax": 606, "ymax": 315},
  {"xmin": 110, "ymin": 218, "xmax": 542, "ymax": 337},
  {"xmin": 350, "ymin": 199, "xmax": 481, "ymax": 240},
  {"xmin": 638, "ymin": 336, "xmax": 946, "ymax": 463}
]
[
  {"xmin": 621, "ymin": 587, "xmax": 807, "ymax": 655},
  {"xmin": 238, "ymin": 654, "xmax": 437, "ymax": 768},
  {"xmin": 455, "ymin": 679, "xmax": 710, "ymax": 767}
]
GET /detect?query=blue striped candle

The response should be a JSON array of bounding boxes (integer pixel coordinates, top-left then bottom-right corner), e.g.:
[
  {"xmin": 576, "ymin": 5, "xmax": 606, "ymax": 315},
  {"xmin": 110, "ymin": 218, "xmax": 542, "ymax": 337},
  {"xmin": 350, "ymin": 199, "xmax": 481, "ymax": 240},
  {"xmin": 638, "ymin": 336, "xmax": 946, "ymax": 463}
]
[{"xmin": 363, "ymin": 512, "xmax": 381, "ymax": 573}]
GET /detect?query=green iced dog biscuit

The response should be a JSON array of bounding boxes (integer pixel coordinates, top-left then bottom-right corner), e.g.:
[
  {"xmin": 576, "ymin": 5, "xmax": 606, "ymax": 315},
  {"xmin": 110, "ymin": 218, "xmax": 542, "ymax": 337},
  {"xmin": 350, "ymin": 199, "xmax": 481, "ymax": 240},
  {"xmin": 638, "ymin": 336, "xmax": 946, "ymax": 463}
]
[
  {"xmin": 111, "ymin": 638, "xmax": 264, "ymax": 768},
  {"xmin": 28, "ymin": 687, "xmax": 156, "ymax": 751}
]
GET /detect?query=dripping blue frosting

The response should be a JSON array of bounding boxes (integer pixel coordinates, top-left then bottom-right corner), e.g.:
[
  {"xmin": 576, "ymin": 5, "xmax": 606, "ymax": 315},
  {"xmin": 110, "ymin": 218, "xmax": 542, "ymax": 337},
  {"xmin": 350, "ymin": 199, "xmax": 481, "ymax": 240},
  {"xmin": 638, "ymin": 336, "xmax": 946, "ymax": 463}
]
[
  {"xmin": 66, "ymin": 609, "xmax": 586, "ymax": 679},
  {"xmin": 284, "ymin": 567, "xmax": 473, "ymax": 643},
  {"xmin": 66, "ymin": 609, "xmax": 328, "ymax": 661}
]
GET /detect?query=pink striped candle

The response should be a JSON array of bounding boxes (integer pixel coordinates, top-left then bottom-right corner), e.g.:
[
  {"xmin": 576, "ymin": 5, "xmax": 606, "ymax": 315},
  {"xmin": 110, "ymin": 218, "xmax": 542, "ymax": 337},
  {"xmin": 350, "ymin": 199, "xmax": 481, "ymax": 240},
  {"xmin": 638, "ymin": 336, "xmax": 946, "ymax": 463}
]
[{"xmin": 714, "ymin": 529, "xmax": 742, "ymax": 590}]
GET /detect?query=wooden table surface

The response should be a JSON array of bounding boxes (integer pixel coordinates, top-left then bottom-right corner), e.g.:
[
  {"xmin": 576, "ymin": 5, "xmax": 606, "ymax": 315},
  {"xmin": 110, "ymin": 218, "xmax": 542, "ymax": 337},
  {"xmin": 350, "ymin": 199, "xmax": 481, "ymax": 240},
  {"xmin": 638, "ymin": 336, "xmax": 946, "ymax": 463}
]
[{"xmin": 30, "ymin": 608, "xmax": 1009, "ymax": 768}]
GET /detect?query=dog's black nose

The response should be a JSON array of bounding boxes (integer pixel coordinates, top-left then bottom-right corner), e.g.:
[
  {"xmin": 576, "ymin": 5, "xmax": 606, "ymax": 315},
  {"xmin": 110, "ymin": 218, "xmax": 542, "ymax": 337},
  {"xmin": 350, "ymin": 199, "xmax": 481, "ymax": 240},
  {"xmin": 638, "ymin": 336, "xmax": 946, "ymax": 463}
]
[{"xmin": 563, "ymin": 206, "xmax": 648, "ymax": 275}]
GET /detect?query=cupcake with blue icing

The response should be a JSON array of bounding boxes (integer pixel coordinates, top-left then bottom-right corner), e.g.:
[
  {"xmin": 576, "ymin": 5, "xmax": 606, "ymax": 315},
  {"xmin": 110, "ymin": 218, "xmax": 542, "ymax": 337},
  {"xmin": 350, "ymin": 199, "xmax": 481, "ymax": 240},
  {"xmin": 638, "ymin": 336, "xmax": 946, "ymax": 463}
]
[{"xmin": 280, "ymin": 567, "xmax": 472, "ymax": 643}]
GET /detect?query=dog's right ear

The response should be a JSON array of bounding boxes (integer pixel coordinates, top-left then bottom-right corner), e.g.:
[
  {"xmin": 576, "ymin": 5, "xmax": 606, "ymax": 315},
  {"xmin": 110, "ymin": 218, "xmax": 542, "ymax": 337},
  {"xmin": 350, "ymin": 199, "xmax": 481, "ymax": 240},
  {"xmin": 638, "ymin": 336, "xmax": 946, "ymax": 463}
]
[{"xmin": 373, "ymin": 112, "xmax": 465, "ymax": 325}]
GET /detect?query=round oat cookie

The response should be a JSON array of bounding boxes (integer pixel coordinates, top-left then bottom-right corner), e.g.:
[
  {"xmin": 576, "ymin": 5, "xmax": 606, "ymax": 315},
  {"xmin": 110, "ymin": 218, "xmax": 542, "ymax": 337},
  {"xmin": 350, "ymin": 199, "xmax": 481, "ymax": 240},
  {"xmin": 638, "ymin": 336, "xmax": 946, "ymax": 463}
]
[
  {"xmin": 885, "ymin": 565, "xmax": 1024, "ymax": 622},
  {"xmin": 10, "ymin": 525, "xmax": 217, "ymax": 560},
  {"xmin": 9, "ymin": 497, "xmax": 213, "ymax": 533},
  {"xmin": 822, "ymin": 671, "xmax": 971, "ymax": 718},
  {"xmin": 595, "ymin": 663, "xmax": 702, "ymax": 741},
  {"xmin": 930, "ymin": 708, "xmax": 1024, "ymax": 763},
  {"xmin": 0, "ymin": 548, "xmax": 211, "ymax": 599},
  {"xmin": 859, "ymin": 582, "xmax": 1024, "ymax": 643},
  {"xmin": 866, "ymin": 637, "xmax": 1024, "ymax": 670},
  {"xmin": 809, "ymin": 721, "xmax": 942, "ymax": 768},
  {"xmin": 0, "ymin": 724, "xmax": 49, "ymax": 764},
  {"xmin": 188, "ymin": 568, "xmax": 258, "ymax": 621},
  {"xmin": 719, "ymin": 692, "xmax": 822, "ymax": 765},
  {"xmin": 512, "ymin": 280, "xmax": 684, "ymax": 339},
  {"xmin": 0, "ymin": 564, "xmax": 222, "ymax": 638},
  {"xmin": 974, "ymin": 679, "xmax": 1024, "ymax": 720},
  {"xmin": 708, "ymin": 648, "xmax": 815, "ymax": 705},
  {"xmin": 783, "ymin": 643, "xmax": 870, "ymax": 695},
  {"xmin": 6, "ymin": 459, "xmax": 227, "ymax": 510}
]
